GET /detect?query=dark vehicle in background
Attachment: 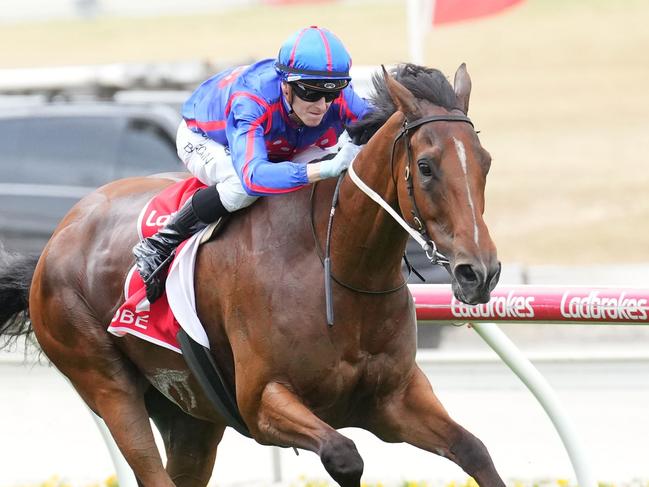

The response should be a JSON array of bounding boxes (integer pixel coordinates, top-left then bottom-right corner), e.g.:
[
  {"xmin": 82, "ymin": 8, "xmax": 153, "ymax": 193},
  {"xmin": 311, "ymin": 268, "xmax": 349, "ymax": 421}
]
[{"xmin": 0, "ymin": 102, "xmax": 184, "ymax": 254}]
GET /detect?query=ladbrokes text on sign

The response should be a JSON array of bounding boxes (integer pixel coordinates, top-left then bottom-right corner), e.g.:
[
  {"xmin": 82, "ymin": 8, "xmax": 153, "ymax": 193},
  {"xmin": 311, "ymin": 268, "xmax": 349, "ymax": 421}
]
[
  {"xmin": 451, "ymin": 291, "xmax": 535, "ymax": 319},
  {"xmin": 412, "ymin": 285, "xmax": 649, "ymax": 323},
  {"xmin": 560, "ymin": 291, "xmax": 648, "ymax": 321}
]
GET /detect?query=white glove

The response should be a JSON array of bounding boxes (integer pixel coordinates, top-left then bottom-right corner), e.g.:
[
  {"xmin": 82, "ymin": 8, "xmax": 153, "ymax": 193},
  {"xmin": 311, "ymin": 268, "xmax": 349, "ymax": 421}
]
[{"xmin": 318, "ymin": 141, "xmax": 362, "ymax": 179}]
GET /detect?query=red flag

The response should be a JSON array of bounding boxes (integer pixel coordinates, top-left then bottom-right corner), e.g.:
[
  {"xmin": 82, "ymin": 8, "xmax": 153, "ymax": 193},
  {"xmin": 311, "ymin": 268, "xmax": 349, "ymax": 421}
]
[{"xmin": 433, "ymin": 0, "xmax": 524, "ymax": 25}]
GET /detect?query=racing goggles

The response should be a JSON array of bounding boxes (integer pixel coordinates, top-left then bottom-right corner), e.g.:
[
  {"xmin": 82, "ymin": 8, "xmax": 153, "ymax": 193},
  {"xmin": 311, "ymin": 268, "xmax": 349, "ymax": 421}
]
[{"xmin": 290, "ymin": 80, "xmax": 347, "ymax": 103}]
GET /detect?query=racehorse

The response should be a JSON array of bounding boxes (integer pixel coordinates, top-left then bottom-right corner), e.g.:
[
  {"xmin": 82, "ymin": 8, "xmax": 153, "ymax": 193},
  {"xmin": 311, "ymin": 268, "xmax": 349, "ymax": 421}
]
[{"xmin": 0, "ymin": 63, "xmax": 502, "ymax": 487}]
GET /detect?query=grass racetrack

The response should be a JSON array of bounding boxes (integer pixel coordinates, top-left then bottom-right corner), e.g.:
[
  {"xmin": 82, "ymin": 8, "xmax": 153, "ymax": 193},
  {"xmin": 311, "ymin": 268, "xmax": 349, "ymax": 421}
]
[{"xmin": 1, "ymin": 0, "xmax": 648, "ymax": 265}]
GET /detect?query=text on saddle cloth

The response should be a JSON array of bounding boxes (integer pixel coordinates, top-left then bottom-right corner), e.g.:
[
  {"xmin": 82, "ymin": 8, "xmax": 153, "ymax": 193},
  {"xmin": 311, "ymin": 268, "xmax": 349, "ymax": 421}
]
[
  {"xmin": 137, "ymin": 177, "xmax": 207, "ymax": 239},
  {"xmin": 109, "ymin": 177, "xmax": 208, "ymax": 352}
]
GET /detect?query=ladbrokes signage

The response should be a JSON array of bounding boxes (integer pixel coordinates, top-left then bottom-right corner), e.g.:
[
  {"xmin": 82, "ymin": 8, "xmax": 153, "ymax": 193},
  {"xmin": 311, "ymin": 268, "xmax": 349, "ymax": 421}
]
[
  {"xmin": 450, "ymin": 291, "xmax": 535, "ymax": 319},
  {"xmin": 410, "ymin": 285, "xmax": 649, "ymax": 323},
  {"xmin": 559, "ymin": 291, "xmax": 648, "ymax": 321}
]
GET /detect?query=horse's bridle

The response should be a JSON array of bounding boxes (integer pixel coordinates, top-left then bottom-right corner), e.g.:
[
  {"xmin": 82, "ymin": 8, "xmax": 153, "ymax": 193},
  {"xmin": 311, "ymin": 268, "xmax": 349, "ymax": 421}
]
[
  {"xmin": 311, "ymin": 112, "xmax": 476, "ymax": 325},
  {"xmin": 390, "ymin": 113, "xmax": 475, "ymax": 265}
]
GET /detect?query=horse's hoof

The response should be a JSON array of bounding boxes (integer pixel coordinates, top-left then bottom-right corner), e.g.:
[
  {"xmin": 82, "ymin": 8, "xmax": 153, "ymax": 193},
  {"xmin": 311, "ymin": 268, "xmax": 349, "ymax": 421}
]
[{"xmin": 320, "ymin": 436, "xmax": 364, "ymax": 487}]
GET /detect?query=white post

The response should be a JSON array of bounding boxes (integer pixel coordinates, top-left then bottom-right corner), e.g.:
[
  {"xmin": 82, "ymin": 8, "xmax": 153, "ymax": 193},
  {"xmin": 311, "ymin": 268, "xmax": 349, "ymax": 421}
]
[
  {"xmin": 406, "ymin": 0, "xmax": 435, "ymax": 64},
  {"xmin": 424, "ymin": 0, "xmax": 436, "ymax": 34},
  {"xmin": 271, "ymin": 446, "xmax": 282, "ymax": 482},
  {"xmin": 89, "ymin": 410, "xmax": 138, "ymax": 487},
  {"xmin": 471, "ymin": 322, "xmax": 597, "ymax": 487},
  {"xmin": 406, "ymin": 0, "xmax": 425, "ymax": 64}
]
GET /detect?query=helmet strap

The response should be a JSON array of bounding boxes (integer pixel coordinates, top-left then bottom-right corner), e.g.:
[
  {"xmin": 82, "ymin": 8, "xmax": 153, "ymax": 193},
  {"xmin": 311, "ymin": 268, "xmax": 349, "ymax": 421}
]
[{"xmin": 282, "ymin": 82, "xmax": 305, "ymax": 126}]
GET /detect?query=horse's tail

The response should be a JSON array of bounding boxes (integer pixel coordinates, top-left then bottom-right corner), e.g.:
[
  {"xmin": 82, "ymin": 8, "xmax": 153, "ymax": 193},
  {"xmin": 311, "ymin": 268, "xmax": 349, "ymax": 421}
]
[{"xmin": 0, "ymin": 244, "xmax": 39, "ymax": 349}]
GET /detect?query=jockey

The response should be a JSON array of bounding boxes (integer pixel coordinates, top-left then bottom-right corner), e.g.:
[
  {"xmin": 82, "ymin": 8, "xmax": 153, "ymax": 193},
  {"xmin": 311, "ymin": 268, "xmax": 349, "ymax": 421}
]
[{"xmin": 133, "ymin": 26, "xmax": 372, "ymax": 303}]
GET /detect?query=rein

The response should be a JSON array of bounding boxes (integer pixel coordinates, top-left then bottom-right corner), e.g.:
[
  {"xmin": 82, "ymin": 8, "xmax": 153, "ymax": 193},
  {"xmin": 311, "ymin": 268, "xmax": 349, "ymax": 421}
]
[
  {"xmin": 309, "ymin": 179, "xmax": 410, "ymax": 295},
  {"xmin": 312, "ymin": 113, "xmax": 475, "ymax": 325}
]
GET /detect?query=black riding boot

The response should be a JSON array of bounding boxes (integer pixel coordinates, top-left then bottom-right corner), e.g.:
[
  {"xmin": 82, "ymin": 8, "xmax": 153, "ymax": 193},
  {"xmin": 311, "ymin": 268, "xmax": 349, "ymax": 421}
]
[{"xmin": 133, "ymin": 185, "xmax": 229, "ymax": 303}]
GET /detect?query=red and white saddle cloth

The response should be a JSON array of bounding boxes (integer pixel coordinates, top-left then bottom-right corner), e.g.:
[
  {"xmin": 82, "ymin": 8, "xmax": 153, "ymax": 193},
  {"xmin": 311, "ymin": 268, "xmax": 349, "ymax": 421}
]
[{"xmin": 108, "ymin": 177, "xmax": 212, "ymax": 353}]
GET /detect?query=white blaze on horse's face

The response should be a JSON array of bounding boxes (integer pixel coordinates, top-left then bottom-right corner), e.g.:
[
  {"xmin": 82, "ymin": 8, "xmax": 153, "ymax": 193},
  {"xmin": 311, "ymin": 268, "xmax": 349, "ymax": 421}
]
[{"xmin": 452, "ymin": 136, "xmax": 480, "ymax": 247}]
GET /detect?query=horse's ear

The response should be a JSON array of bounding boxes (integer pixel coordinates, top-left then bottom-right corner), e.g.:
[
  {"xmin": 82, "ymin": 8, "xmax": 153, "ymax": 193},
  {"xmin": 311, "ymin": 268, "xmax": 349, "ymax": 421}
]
[
  {"xmin": 382, "ymin": 65, "xmax": 420, "ymax": 121},
  {"xmin": 453, "ymin": 63, "xmax": 472, "ymax": 114}
]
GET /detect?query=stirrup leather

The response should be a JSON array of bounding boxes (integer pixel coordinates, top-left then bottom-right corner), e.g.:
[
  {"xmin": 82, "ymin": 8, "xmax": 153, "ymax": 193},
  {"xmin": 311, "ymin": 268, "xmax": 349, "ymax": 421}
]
[{"xmin": 142, "ymin": 251, "xmax": 177, "ymax": 285}]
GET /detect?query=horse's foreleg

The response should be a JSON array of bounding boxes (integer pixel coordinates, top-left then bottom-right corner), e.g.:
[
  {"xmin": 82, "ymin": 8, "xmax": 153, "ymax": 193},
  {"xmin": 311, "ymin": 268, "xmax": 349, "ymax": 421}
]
[
  {"xmin": 247, "ymin": 381, "xmax": 364, "ymax": 487},
  {"xmin": 145, "ymin": 387, "xmax": 225, "ymax": 487},
  {"xmin": 369, "ymin": 367, "xmax": 505, "ymax": 487}
]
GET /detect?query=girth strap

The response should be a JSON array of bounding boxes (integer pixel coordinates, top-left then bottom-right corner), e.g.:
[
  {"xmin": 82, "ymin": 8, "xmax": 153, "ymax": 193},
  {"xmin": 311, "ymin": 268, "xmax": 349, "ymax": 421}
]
[{"xmin": 177, "ymin": 329, "xmax": 252, "ymax": 438}]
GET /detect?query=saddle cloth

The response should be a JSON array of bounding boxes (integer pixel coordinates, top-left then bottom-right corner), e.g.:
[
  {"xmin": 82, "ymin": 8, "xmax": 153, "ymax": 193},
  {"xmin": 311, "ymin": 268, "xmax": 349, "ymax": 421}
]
[{"xmin": 108, "ymin": 177, "xmax": 211, "ymax": 353}]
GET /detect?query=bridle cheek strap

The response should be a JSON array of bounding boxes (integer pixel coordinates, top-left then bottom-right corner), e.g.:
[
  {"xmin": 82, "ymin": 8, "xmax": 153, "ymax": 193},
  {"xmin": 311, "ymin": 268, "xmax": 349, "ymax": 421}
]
[
  {"xmin": 388, "ymin": 113, "xmax": 475, "ymax": 265},
  {"xmin": 347, "ymin": 161, "xmax": 447, "ymax": 264}
]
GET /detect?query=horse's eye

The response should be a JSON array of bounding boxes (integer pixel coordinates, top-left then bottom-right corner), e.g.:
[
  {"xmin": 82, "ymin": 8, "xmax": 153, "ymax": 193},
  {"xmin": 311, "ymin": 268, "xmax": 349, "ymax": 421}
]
[{"xmin": 418, "ymin": 160, "xmax": 433, "ymax": 177}]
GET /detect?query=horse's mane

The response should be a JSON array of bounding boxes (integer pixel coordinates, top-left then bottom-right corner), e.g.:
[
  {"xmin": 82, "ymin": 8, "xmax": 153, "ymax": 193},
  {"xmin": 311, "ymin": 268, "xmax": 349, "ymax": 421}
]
[{"xmin": 347, "ymin": 63, "xmax": 457, "ymax": 144}]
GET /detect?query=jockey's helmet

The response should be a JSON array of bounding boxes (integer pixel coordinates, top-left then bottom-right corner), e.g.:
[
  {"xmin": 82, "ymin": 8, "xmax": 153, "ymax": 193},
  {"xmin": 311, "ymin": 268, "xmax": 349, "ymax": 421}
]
[{"xmin": 275, "ymin": 26, "xmax": 352, "ymax": 92}]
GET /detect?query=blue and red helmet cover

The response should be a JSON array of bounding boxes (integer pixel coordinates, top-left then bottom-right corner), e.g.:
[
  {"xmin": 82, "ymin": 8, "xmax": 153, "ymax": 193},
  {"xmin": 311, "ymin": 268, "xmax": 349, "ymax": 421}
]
[{"xmin": 275, "ymin": 26, "xmax": 352, "ymax": 84}]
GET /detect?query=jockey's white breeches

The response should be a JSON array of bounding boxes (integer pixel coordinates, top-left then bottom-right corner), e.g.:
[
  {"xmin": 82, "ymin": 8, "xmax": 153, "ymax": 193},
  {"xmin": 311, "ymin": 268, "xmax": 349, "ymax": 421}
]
[
  {"xmin": 176, "ymin": 120, "xmax": 258, "ymax": 212},
  {"xmin": 176, "ymin": 120, "xmax": 344, "ymax": 212}
]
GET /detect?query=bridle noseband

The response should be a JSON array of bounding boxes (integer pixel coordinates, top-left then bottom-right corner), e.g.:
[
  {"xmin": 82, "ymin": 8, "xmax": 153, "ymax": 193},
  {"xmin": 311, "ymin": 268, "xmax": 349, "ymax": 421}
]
[{"xmin": 391, "ymin": 113, "xmax": 475, "ymax": 266}]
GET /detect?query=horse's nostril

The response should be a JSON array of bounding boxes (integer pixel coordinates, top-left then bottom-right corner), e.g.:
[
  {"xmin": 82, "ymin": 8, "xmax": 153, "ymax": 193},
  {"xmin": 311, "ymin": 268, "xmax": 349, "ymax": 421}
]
[
  {"xmin": 454, "ymin": 264, "xmax": 478, "ymax": 284},
  {"xmin": 487, "ymin": 262, "xmax": 502, "ymax": 292}
]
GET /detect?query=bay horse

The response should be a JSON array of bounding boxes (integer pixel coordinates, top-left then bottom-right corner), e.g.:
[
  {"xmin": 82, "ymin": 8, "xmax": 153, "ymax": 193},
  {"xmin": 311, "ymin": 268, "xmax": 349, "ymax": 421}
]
[{"xmin": 0, "ymin": 64, "xmax": 502, "ymax": 486}]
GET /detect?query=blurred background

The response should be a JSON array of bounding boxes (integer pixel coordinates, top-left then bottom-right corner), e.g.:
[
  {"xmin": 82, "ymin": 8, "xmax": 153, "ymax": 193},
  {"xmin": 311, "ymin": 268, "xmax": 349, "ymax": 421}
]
[{"xmin": 1, "ymin": 0, "xmax": 648, "ymax": 486}]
